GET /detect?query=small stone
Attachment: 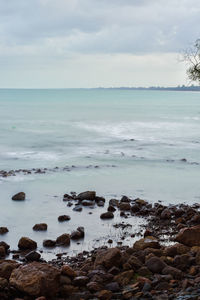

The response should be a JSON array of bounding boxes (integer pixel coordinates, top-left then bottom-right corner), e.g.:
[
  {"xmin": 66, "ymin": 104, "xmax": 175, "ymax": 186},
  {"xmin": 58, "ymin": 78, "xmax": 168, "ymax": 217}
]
[
  {"xmin": 12, "ymin": 192, "xmax": 26, "ymax": 201},
  {"xmin": 58, "ymin": 215, "xmax": 71, "ymax": 222},
  {"xmin": 32, "ymin": 223, "xmax": 47, "ymax": 231}
]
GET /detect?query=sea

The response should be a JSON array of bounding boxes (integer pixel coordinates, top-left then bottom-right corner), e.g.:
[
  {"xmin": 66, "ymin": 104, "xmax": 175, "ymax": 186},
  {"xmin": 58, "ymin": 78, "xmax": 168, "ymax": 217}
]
[{"xmin": 0, "ymin": 88, "xmax": 200, "ymax": 257}]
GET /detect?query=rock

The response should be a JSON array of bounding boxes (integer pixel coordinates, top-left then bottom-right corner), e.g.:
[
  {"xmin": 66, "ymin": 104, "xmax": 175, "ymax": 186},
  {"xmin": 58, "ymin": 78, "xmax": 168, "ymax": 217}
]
[
  {"xmin": 97, "ymin": 289, "xmax": 112, "ymax": 300},
  {"xmin": 25, "ymin": 251, "xmax": 41, "ymax": 261},
  {"xmin": 43, "ymin": 239, "xmax": 56, "ymax": 247},
  {"xmin": 12, "ymin": 192, "xmax": 25, "ymax": 201},
  {"xmin": 71, "ymin": 227, "xmax": 84, "ymax": 240},
  {"xmin": 97, "ymin": 201, "xmax": 105, "ymax": 207},
  {"xmin": 162, "ymin": 266, "xmax": 182, "ymax": 279},
  {"xmin": 0, "ymin": 246, "xmax": 6, "ymax": 257},
  {"xmin": 133, "ymin": 236, "xmax": 160, "ymax": 251},
  {"xmin": 77, "ymin": 191, "xmax": 96, "ymax": 201},
  {"xmin": 0, "ymin": 260, "xmax": 19, "ymax": 279},
  {"xmin": 145, "ymin": 257, "xmax": 167, "ymax": 274},
  {"xmin": 161, "ymin": 208, "xmax": 171, "ymax": 219},
  {"xmin": 175, "ymin": 225, "xmax": 200, "ymax": 246},
  {"xmin": 114, "ymin": 270, "xmax": 134, "ymax": 286},
  {"xmin": 61, "ymin": 265, "xmax": 76, "ymax": 278},
  {"xmin": 33, "ymin": 223, "xmax": 47, "ymax": 231},
  {"xmin": 58, "ymin": 215, "xmax": 71, "ymax": 222},
  {"xmin": 119, "ymin": 203, "xmax": 131, "ymax": 211},
  {"xmin": 0, "ymin": 277, "xmax": 8, "ymax": 288},
  {"xmin": 82, "ymin": 200, "xmax": 95, "ymax": 206},
  {"xmin": 107, "ymin": 205, "xmax": 116, "ymax": 212},
  {"xmin": 95, "ymin": 196, "xmax": 105, "ymax": 204},
  {"xmin": 164, "ymin": 243, "xmax": 190, "ymax": 257},
  {"xmin": 173, "ymin": 254, "xmax": 194, "ymax": 270},
  {"xmin": 9, "ymin": 262, "xmax": 60, "ymax": 297},
  {"xmin": 0, "ymin": 227, "xmax": 9, "ymax": 234},
  {"xmin": 94, "ymin": 248, "xmax": 122, "ymax": 269},
  {"xmin": 100, "ymin": 212, "xmax": 114, "ymax": 219},
  {"xmin": 109, "ymin": 199, "xmax": 119, "ymax": 207},
  {"xmin": 60, "ymin": 275, "xmax": 71, "ymax": 285},
  {"xmin": 127, "ymin": 256, "xmax": 142, "ymax": 270},
  {"xmin": 121, "ymin": 196, "xmax": 131, "ymax": 203},
  {"xmin": 18, "ymin": 237, "xmax": 37, "ymax": 250},
  {"xmin": 73, "ymin": 276, "xmax": 89, "ymax": 286},
  {"xmin": 0, "ymin": 242, "xmax": 10, "ymax": 253},
  {"xmin": 73, "ymin": 205, "xmax": 82, "ymax": 212},
  {"xmin": 87, "ymin": 281, "xmax": 102, "ymax": 292},
  {"xmin": 56, "ymin": 234, "xmax": 70, "ymax": 246},
  {"xmin": 105, "ymin": 282, "xmax": 120, "ymax": 292}
]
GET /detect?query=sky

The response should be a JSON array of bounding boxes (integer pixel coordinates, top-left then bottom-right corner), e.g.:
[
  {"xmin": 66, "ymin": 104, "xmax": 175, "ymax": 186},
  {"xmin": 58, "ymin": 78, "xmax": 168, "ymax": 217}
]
[{"xmin": 0, "ymin": 0, "xmax": 199, "ymax": 88}]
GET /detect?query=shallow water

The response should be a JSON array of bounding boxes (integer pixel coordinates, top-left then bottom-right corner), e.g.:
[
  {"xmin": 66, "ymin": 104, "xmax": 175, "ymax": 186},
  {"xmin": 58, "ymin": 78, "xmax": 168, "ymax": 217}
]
[{"xmin": 0, "ymin": 89, "xmax": 200, "ymax": 257}]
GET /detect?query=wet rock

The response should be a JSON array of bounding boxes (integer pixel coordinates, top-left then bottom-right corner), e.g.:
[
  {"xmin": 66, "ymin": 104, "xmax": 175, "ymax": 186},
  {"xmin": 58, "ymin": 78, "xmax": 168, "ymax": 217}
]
[
  {"xmin": 43, "ymin": 239, "xmax": 56, "ymax": 248},
  {"xmin": 0, "ymin": 260, "xmax": 19, "ymax": 279},
  {"xmin": 87, "ymin": 281, "xmax": 102, "ymax": 292},
  {"xmin": 12, "ymin": 192, "xmax": 26, "ymax": 201},
  {"xmin": 0, "ymin": 242, "xmax": 10, "ymax": 253},
  {"xmin": 145, "ymin": 257, "xmax": 167, "ymax": 274},
  {"xmin": 25, "ymin": 251, "xmax": 41, "ymax": 262},
  {"xmin": 109, "ymin": 199, "xmax": 119, "ymax": 207},
  {"xmin": 33, "ymin": 223, "xmax": 47, "ymax": 231},
  {"xmin": 175, "ymin": 225, "xmax": 200, "ymax": 246},
  {"xmin": 73, "ymin": 276, "xmax": 89, "ymax": 286},
  {"xmin": 63, "ymin": 193, "xmax": 74, "ymax": 201},
  {"xmin": 173, "ymin": 254, "xmax": 194, "ymax": 270},
  {"xmin": 82, "ymin": 200, "xmax": 95, "ymax": 206},
  {"xmin": 0, "ymin": 246, "xmax": 6, "ymax": 257},
  {"xmin": 58, "ymin": 215, "xmax": 71, "ymax": 222},
  {"xmin": 127, "ymin": 256, "xmax": 142, "ymax": 270},
  {"xmin": 131, "ymin": 204, "xmax": 140, "ymax": 213},
  {"xmin": 95, "ymin": 196, "xmax": 106, "ymax": 204},
  {"xmin": 0, "ymin": 227, "xmax": 9, "ymax": 234},
  {"xmin": 71, "ymin": 227, "xmax": 84, "ymax": 240},
  {"xmin": 161, "ymin": 208, "xmax": 171, "ymax": 219},
  {"xmin": 107, "ymin": 205, "xmax": 116, "ymax": 212},
  {"xmin": 18, "ymin": 237, "xmax": 37, "ymax": 250},
  {"xmin": 121, "ymin": 196, "xmax": 131, "ymax": 203},
  {"xmin": 97, "ymin": 201, "xmax": 105, "ymax": 207},
  {"xmin": 0, "ymin": 277, "xmax": 8, "ymax": 289},
  {"xmin": 114, "ymin": 270, "xmax": 134, "ymax": 286},
  {"xmin": 56, "ymin": 234, "xmax": 70, "ymax": 246},
  {"xmin": 162, "ymin": 266, "xmax": 182, "ymax": 279},
  {"xmin": 94, "ymin": 248, "xmax": 122, "ymax": 269},
  {"xmin": 96, "ymin": 290, "xmax": 112, "ymax": 300},
  {"xmin": 73, "ymin": 205, "xmax": 82, "ymax": 212},
  {"xmin": 133, "ymin": 236, "xmax": 160, "ymax": 251},
  {"xmin": 105, "ymin": 281, "xmax": 120, "ymax": 292},
  {"xmin": 61, "ymin": 265, "xmax": 76, "ymax": 278},
  {"xmin": 9, "ymin": 262, "xmax": 60, "ymax": 298},
  {"xmin": 119, "ymin": 203, "xmax": 131, "ymax": 211},
  {"xmin": 100, "ymin": 212, "xmax": 114, "ymax": 219},
  {"xmin": 77, "ymin": 191, "xmax": 96, "ymax": 201},
  {"xmin": 164, "ymin": 243, "xmax": 190, "ymax": 257}
]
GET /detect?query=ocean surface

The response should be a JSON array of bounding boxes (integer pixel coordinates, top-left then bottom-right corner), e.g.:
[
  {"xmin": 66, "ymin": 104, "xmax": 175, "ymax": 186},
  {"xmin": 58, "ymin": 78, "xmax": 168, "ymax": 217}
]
[{"xmin": 0, "ymin": 88, "xmax": 200, "ymax": 257}]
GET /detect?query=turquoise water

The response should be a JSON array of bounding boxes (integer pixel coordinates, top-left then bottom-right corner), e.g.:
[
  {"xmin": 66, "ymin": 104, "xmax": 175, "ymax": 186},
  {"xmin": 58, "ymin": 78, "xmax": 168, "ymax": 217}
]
[{"xmin": 0, "ymin": 89, "xmax": 200, "ymax": 255}]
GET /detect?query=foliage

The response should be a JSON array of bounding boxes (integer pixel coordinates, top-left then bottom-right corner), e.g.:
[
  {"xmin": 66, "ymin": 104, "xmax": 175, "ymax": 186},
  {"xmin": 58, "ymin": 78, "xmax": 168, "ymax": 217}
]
[{"xmin": 184, "ymin": 39, "xmax": 200, "ymax": 83}]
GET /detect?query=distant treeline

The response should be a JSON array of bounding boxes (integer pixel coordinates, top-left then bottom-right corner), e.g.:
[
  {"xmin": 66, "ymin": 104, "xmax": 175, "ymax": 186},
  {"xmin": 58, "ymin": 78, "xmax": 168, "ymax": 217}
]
[{"xmin": 96, "ymin": 86, "xmax": 200, "ymax": 91}]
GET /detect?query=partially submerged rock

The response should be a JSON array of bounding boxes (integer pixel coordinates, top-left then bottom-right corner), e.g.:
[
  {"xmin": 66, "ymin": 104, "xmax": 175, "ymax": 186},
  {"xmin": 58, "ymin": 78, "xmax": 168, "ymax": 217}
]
[
  {"xmin": 18, "ymin": 237, "xmax": 37, "ymax": 250},
  {"xmin": 0, "ymin": 227, "xmax": 9, "ymax": 234},
  {"xmin": 12, "ymin": 192, "xmax": 25, "ymax": 201},
  {"xmin": 77, "ymin": 191, "xmax": 96, "ymax": 201},
  {"xmin": 175, "ymin": 225, "xmax": 200, "ymax": 246},
  {"xmin": 58, "ymin": 215, "xmax": 71, "ymax": 222},
  {"xmin": 133, "ymin": 236, "xmax": 160, "ymax": 251},
  {"xmin": 33, "ymin": 223, "xmax": 47, "ymax": 231},
  {"xmin": 100, "ymin": 212, "xmax": 114, "ymax": 219}
]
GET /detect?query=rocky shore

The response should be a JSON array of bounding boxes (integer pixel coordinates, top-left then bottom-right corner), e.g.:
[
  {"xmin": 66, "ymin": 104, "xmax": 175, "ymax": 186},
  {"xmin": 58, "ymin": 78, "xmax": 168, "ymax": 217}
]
[{"xmin": 1, "ymin": 191, "xmax": 200, "ymax": 299}]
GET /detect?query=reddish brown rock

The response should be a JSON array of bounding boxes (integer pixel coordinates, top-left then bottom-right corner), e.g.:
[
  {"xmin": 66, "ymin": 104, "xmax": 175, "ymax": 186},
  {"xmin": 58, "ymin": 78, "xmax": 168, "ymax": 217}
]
[
  {"xmin": 0, "ymin": 260, "xmax": 19, "ymax": 279},
  {"xmin": 61, "ymin": 265, "xmax": 76, "ymax": 278},
  {"xmin": 73, "ymin": 276, "xmax": 89, "ymax": 286},
  {"xmin": 18, "ymin": 237, "xmax": 37, "ymax": 250},
  {"xmin": 175, "ymin": 225, "xmax": 200, "ymax": 246},
  {"xmin": 94, "ymin": 248, "xmax": 122, "ymax": 269},
  {"xmin": 33, "ymin": 223, "xmax": 47, "ymax": 231},
  {"xmin": 133, "ymin": 236, "xmax": 160, "ymax": 251},
  {"xmin": 9, "ymin": 262, "xmax": 60, "ymax": 298}
]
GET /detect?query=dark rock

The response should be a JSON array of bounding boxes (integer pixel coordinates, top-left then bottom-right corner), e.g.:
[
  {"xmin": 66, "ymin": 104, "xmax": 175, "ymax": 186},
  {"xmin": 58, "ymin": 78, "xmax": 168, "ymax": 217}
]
[
  {"xmin": 94, "ymin": 248, "xmax": 122, "ymax": 269},
  {"xmin": 107, "ymin": 205, "xmax": 116, "ymax": 212},
  {"xmin": 161, "ymin": 208, "xmax": 171, "ymax": 219},
  {"xmin": 176, "ymin": 225, "xmax": 200, "ymax": 246},
  {"xmin": 109, "ymin": 199, "xmax": 119, "ymax": 207},
  {"xmin": 133, "ymin": 236, "xmax": 160, "ymax": 250},
  {"xmin": 0, "ymin": 227, "xmax": 9, "ymax": 234},
  {"xmin": 100, "ymin": 212, "xmax": 114, "ymax": 219},
  {"xmin": 146, "ymin": 257, "xmax": 167, "ymax": 274},
  {"xmin": 71, "ymin": 227, "xmax": 84, "ymax": 240},
  {"xmin": 162, "ymin": 266, "xmax": 182, "ymax": 279},
  {"xmin": 18, "ymin": 237, "xmax": 37, "ymax": 250},
  {"xmin": 95, "ymin": 196, "xmax": 105, "ymax": 204},
  {"xmin": 121, "ymin": 196, "xmax": 131, "ymax": 203},
  {"xmin": 105, "ymin": 282, "xmax": 120, "ymax": 292},
  {"xmin": 77, "ymin": 191, "xmax": 96, "ymax": 201},
  {"xmin": 97, "ymin": 201, "xmax": 105, "ymax": 207},
  {"xmin": 25, "ymin": 251, "xmax": 41, "ymax": 261},
  {"xmin": 43, "ymin": 239, "xmax": 56, "ymax": 248},
  {"xmin": 87, "ymin": 281, "xmax": 102, "ymax": 292},
  {"xmin": 33, "ymin": 223, "xmax": 47, "ymax": 231},
  {"xmin": 0, "ymin": 242, "xmax": 10, "ymax": 252},
  {"xmin": 0, "ymin": 260, "xmax": 19, "ymax": 279},
  {"xmin": 119, "ymin": 202, "xmax": 131, "ymax": 211},
  {"xmin": 82, "ymin": 200, "xmax": 95, "ymax": 206},
  {"xmin": 61, "ymin": 265, "xmax": 76, "ymax": 278},
  {"xmin": 73, "ymin": 276, "xmax": 89, "ymax": 286},
  {"xmin": 58, "ymin": 215, "xmax": 71, "ymax": 222},
  {"xmin": 0, "ymin": 246, "xmax": 6, "ymax": 257},
  {"xmin": 56, "ymin": 234, "xmax": 70, "ymax": 246},
  {"xmin": 12, "ymin": 192, "xmax": 25, "ymax": 201},
  {"xmin": 73, "ymin": 205, "xmax": 82, "ymax": 212}
]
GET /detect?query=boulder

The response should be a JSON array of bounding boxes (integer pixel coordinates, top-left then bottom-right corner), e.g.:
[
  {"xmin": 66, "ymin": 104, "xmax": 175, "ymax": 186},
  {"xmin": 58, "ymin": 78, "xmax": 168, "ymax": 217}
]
[
  {"xmin": 175, "ymin": 225, "xmax": 200, "ymax": 246},
  {"xmin": 33, "ymin": 223, "xmax": 47, "ymax": 231},
  {"xmin": 25, "ymin": 251, "xmax": 41, "ymax": 262},
  {"xmin": 43, "ymin": 240, "xmax": 56, "ymax": 248},
  {"xmin": 133, "ymin": 236, "xmax": 160, "ymax": 251},
  {"xmin": 145, "ymin": 257, "xmax": 167, "ymax": 274},
  {"xmin": 58, "ymin": 215, "xmax": 71, "ymax": 222},
  {"xmin": 100, "ymin": 212, "xmax": 114, "ymax": 219},
  {"xmin": 97, "ymin": 290, "xmax": 113, "ymax": 300},
  {"xmin": 71, "ymin": 227, "xmax": 84, "ymax": 240},
  {"xmin": 120, "ymin": 196, "xmax": 131, "ymax": 203},
  {"xmin": 0, "ymin": 227, "xmax": 9, "ymax": 234},
  {"xmin": 12, "ymin": 192, "xmax": 25, "ymax": 201},
  {"xmin": 0, "ymin": 260, "xmax": 19, "ymax": 279},
  {"xmin": 18, "ymin": 237, "xmax": 37, "ymax": 250},
  {"xmin": 164, "ymin": 243, "xmax": 190, "ymax": 257},
  {"xmin": 9, "ymin": 262, "xmax": 60, "ymax": 298},
  {"xmin": 56, "ymin": 234, "xmax": 70, "ymax": 246},
  {"xmin": 77, "ymin": 191, "xmax": 96, "ymax": 201},
  {"xmin": 61, "ymin": 265, "xmax": 76, "ymax": 278},
  {"xmin": 162, "ymin": 266, "xmax": 182, "ymax": 279},
  {"xmin": 119, "ymin": 203, "xmax": 131, "ymax": 211},
  {"xmin": 94, "ymin": 248, "xmax": 122, "ymax": 269}
]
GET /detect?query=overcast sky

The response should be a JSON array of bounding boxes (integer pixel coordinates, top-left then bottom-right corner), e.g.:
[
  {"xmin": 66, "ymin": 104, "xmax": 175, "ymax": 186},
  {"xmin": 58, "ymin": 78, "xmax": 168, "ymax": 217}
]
[{"xmin": 0, "ymin": 0, "xmax": 199, "ymax": 88}]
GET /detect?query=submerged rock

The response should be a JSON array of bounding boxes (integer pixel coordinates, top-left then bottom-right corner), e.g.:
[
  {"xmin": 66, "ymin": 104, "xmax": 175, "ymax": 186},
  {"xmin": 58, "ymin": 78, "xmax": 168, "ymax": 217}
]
[
  {"xmin": 33, "ymin": 223, "xmax": 47, "ymax": 231},
  {"xmin": 12, "ymin": 192, "xmax": 25, "ymax": 201}
]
